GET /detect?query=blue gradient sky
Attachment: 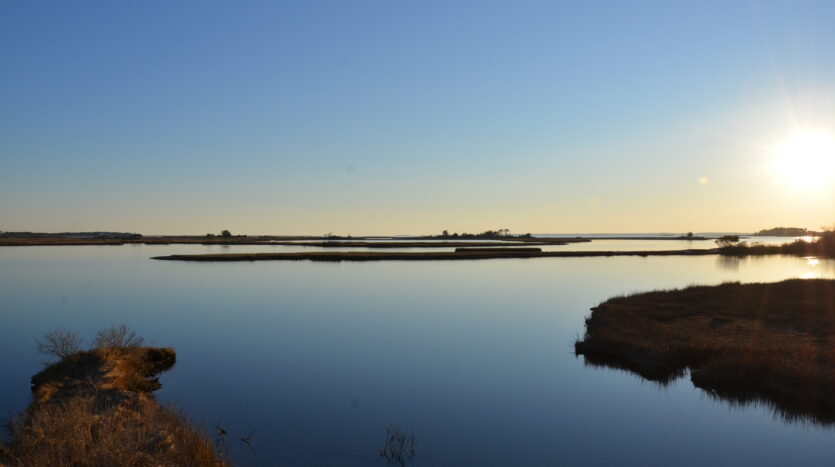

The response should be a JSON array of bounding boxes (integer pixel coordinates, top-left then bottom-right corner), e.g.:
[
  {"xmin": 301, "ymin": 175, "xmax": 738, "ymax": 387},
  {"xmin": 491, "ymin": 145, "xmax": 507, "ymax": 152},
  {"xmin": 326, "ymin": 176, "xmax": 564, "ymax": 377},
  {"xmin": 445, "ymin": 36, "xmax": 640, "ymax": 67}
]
[{"xmin": 2, "ymin": 1, "xmax": 834, "ymax": 235}]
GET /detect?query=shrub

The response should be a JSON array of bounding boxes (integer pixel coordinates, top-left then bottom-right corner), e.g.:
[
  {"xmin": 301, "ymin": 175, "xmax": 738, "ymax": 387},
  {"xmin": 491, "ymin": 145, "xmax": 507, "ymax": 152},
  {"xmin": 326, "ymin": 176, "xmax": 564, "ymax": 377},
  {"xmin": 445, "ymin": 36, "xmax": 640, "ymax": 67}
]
[
  {"xmin": 715, "ymin": 235, "xmax": 741, "ymax": 249},
  {"xmin": 35, "ymin": 329, "xmax": 82, "ymax": 361},
  {"xmin": 92, "ymin": 324, "xmax": 144, "ymax": 349}
]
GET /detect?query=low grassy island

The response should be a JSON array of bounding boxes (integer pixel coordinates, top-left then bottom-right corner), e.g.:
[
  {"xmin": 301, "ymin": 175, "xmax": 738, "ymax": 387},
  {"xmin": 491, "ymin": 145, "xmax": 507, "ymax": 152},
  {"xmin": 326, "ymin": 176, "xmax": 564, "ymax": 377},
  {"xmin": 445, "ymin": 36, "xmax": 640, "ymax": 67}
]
[
  {"xmin": 0, "ymin": 327, "xmax": 228, "ymax": 466},
  {"xmin": 270, "ymin": 240, "xmax": 559, "ymax": 248},
  {"xmin": 151, "ymin": 248, "xmax": 716, "ymax": 262},
  {"xmin": 575, "ymin": 279, "xmax": 835, "ymax": 423},
  {"xmin": 754, "ymin": 226, "xmax": 813, "ymax": 236}
]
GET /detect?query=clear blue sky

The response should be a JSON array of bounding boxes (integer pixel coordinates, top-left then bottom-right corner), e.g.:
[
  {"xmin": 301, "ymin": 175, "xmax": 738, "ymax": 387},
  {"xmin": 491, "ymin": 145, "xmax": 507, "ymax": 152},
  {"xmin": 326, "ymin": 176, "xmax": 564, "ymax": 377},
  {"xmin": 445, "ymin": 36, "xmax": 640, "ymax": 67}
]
[{"xmin": 2, "ymin": 1, "xmax": 834, "ymax": 235}]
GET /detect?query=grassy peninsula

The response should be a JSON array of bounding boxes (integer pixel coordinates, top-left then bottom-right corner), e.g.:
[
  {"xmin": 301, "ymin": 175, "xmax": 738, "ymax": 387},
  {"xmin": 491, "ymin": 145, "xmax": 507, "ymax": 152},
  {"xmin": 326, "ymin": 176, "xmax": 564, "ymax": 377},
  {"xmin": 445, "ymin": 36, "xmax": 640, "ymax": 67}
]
[
  {"xmin": 0, "ymin": 328, "xmax": 228, "ymax": 466},
  {"xmin": 269, "ymin": 240, "xmax": 565, "ymax": 248},
  {"xmin": 575, "ymin": 279, "xmax": 835, "ymax": 423},
  {"xmin": 151, "ymin": 249, "xmax": 716, "ymax": 262}
]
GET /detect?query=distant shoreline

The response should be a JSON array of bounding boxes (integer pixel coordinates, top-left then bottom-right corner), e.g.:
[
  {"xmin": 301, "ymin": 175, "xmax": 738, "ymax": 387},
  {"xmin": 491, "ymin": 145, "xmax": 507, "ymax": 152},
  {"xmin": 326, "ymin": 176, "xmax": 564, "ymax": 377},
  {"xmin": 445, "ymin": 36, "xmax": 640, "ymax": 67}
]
[{"xmin": 0, "ymin": 234, "xmax": 711, "ymax": 247}]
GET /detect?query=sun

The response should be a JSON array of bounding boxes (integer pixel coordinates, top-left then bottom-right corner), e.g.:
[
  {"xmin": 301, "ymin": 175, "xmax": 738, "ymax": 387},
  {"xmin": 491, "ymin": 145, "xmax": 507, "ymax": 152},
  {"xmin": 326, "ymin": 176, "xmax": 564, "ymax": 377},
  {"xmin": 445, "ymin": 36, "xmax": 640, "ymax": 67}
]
[{"xmin": 771, "ymin": 129, "xmax": 835, "ymax": 190}]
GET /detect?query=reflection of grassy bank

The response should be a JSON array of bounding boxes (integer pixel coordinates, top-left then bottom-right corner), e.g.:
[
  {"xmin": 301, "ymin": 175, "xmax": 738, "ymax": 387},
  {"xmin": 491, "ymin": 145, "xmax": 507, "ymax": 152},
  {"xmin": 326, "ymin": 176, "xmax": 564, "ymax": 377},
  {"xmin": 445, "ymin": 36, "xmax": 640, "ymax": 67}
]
[
  {"xmin": 575, "ymin": 279, "xmax": 835, "ymax": 423},
  {"xmin": 0, "ymin": 332, "xmax": 228, "ymax": 466}
]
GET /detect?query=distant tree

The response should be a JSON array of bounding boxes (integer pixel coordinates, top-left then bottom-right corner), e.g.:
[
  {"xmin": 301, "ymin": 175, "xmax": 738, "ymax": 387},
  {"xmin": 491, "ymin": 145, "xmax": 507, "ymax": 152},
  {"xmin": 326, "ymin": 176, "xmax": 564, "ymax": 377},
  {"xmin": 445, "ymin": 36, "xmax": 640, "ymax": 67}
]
[
  {"xmin": 686, "ymin": 232, "xmax": 694, "ymax": 238},
  {"xmin": 715, "ymin": 235, "xmax": 741, "ymax": 249},
  {"xmin": 221, "ymin": 230, "xmax": 232, "ymax": 238},
  {"xmin": 442, "ymin": 230, "xmax": 449, "ymax": 237}
]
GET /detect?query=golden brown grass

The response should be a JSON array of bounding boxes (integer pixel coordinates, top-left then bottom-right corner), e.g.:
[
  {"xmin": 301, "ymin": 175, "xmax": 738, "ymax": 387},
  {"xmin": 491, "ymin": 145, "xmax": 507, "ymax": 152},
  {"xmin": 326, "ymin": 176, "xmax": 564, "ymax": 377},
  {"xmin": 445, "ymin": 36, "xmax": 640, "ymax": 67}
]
[
  {"xmin": 271, "ymin": 240, "xmax": 554, "ymax": 248},
  {"xmin": 454, "ymin": 247, "xmax": 542, "ymax": 253},
  {"xmin": 575, "ymin": 279, "xmax": 835, "ymax": 423},
  {"xmin": 0, "ymin": 345, "xmax": 229, "ymax": 466},
  {"xmin": 151, "ymin": 249, "xmax": 716, "ymax": 262}
]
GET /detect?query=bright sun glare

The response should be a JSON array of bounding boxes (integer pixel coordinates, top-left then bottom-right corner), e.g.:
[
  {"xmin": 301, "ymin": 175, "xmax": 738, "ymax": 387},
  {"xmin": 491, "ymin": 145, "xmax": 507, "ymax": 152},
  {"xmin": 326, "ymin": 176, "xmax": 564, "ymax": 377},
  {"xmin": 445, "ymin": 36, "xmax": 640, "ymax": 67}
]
[{"xmin": 772, "ymin": 129, "xmax": 835, "ymax": 190}]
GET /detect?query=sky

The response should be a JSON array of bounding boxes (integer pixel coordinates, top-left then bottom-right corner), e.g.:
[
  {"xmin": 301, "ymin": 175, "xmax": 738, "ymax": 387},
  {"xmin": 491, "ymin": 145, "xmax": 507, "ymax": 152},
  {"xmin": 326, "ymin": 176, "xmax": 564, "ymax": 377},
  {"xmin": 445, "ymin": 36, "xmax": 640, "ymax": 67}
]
[{"xmin": 2, "ymin": 0, "xmax": 834, "ymax": 235}]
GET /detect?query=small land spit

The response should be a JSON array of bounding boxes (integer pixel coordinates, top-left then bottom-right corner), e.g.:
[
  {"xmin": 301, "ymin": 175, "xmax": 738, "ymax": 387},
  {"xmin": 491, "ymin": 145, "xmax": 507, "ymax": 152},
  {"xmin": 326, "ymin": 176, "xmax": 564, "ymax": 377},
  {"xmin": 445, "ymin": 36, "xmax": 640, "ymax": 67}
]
[
  {"xmin": 0, "ymin": 335, "xmax": 228, "ymax": 466},
  {"xmin": 576, "ymin": 279, "xmax": 835, "ymax": 423}
]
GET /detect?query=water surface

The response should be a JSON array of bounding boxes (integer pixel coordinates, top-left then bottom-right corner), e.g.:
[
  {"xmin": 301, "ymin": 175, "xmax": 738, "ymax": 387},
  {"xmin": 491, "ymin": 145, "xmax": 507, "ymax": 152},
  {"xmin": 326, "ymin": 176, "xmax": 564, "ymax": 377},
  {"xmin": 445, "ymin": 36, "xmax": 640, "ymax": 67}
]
[{"xmin": 1, "ymin": 243, "xmax": 834, "ymax": 466}]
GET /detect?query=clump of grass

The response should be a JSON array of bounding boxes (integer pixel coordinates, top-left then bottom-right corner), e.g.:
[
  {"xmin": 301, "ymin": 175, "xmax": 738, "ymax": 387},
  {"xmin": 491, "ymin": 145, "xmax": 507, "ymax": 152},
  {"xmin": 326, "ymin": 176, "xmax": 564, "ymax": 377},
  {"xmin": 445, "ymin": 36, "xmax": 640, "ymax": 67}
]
[
  {"xmin": 575, "ymin": 279, "xmax": 835, "ymax": 423},
  {"xmin": 0, "ymin": 326, "xmax": 229, "ymax": 466},
  {"xmin": 2, "ymin": 395, "xmax": 226, "ymax": 467},
  {"xmin": 378, "ymin": 424, "xmax": 416, "ymax": 466}
]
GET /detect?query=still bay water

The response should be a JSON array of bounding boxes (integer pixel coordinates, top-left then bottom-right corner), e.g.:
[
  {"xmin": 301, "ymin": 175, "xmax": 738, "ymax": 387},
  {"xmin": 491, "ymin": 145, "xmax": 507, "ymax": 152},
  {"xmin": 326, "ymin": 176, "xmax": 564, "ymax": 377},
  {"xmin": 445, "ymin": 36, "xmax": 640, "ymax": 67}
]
[{"xmin": 1, "ymin": 241, "xmax": 834, "ymax": 466}]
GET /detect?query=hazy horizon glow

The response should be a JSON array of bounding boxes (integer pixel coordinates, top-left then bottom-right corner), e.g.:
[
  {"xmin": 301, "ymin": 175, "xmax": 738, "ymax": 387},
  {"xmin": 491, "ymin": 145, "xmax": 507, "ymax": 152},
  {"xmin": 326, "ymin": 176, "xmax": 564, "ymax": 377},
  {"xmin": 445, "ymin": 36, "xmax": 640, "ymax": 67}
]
[{"xmin": 2, "ymin": 1, "xmax": 834, "ymax": 235}]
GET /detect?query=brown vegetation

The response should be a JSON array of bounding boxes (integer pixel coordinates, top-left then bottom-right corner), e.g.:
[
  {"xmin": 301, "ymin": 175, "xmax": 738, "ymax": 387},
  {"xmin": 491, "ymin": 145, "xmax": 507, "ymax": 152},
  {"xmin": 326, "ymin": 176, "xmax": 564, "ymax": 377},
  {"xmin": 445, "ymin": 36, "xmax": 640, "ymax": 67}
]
[
  {"xmin": 271, "ymin": 241, "xmax": 555, "ymax": 248},
  {"xmin": 575, "ymin": 279, "xmax": 835, "ymax": 423},
  {"xmin": 454, "ymin": 247, "xmax": 542, "ymax": 253},
  {"xmin": 151, "ymin": 248, "xmax": 716, "ymax": 262},
  {"xmin": 719, "ymin": 230, "xmax": 835, "ymax": 258},
  {"xmin": 0, "ymin": 330, "xmax": 228, "ymax": 466}
]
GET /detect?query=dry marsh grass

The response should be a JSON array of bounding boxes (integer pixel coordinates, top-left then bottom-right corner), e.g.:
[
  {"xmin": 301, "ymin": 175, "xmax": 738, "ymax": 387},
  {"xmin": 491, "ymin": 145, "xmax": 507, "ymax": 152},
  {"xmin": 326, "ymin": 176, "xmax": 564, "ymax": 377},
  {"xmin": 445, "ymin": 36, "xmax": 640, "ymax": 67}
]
[
  {"xmin": 719, "ymin": 230, "xmax": 835, "ymax": 258},
  {"xmin": 151, "ymin": 249, "xmax": 717, "ymax": 262},
  {"xmin": 271, "ymin": 240, "xmax": 554, "ymax": 248},
  {"xmin": 575, "ymin": 279, "xmax": 835, "ymax": 423},
  {"xmin": 0, "ymin": 331, "xmax": 229, "ymax": 467}
]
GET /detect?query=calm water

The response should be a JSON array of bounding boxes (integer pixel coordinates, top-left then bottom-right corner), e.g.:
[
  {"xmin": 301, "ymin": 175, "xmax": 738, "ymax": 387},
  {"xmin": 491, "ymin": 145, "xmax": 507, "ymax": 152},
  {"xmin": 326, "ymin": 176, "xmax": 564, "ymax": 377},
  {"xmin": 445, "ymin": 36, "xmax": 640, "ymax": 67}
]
[{"xmin": 1, "ymin": 242, "xmax": 834, "ymax": 466}]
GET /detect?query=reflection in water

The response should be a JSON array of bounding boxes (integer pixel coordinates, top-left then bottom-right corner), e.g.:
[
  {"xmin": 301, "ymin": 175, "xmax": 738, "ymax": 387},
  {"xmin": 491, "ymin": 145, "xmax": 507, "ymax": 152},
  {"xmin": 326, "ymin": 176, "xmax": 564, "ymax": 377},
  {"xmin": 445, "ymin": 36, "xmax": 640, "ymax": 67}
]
[
  {"xmin": 581, "ymin": 352, "xmax": 835, "ymax": 426},
  {"xmin": 1, "ymin": 246, "xmax": 835, "ymax": 466},
  {"xmin": 700, "ymin": 383, "xmax": 835, "ymax": 427},
  {"xmin": 716, "ymin": 255, "xmax": 741, "ymax": 271},
  {"xmin": 717, "ymin": 254, "xmax": 834, "ymax": 279},
  {"xmin": 800, "ymin": 257, "xmax": 825, "ymax": 279}
]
